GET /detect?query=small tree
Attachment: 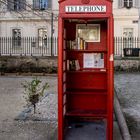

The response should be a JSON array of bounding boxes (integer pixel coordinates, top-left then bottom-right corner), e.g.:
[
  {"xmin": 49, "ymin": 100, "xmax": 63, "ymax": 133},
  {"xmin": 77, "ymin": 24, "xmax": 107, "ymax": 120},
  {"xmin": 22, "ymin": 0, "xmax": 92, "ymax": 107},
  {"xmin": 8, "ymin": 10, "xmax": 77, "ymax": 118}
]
[{"xmin": 22, "ymin": 77, "xmax": 49, "ymax": 114}]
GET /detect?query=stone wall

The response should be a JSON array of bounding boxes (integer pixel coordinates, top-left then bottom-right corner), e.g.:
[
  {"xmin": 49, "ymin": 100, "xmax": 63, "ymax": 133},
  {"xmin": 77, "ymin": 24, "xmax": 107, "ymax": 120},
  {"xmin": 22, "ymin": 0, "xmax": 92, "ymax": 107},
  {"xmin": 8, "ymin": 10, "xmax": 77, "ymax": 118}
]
[
  {"xmin": 0, "ymin": 56, "xmax": 58, "ymax": 74},
  {"xmin": 115, "ymin": 58, "xmax": 140, "ymax": 72},
  {"xmin": 0, "ymin": 56, "xmax": 140, "ymax": 74}
]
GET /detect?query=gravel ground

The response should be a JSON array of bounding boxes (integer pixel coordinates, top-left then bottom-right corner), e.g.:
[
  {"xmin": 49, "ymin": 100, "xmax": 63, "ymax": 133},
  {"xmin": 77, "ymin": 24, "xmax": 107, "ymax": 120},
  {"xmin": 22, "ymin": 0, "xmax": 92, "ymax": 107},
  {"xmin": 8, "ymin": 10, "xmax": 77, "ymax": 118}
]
[
  {"xmin": 0, "ymin": 121, "xmax": 57, "ymax": 140},
  {"xmin": 27, "ymin": 93, "xmax": 58, "ymax": 121},
  {"xmin": 0, "ymin": 75, "xmax": 57, "ymax": 140},
  {"xmin": 0, "ymin": 74, "xmax": 128, "ymax": 140},
  {"xmin": 115, "ymin": 73, "xmax": 140, "ymax": 140}
]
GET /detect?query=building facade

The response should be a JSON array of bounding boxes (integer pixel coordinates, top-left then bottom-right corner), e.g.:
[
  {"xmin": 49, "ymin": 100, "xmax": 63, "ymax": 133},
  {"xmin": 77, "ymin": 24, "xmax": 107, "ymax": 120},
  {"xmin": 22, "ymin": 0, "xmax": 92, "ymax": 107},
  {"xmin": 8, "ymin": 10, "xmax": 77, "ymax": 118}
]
[
  {"xmin": 0, "ymin": 0, "xmax": 58, "ymax": 37},
  {"xmin": 0, "ymin": 0, "xmax": 59, "ymax": 56},
  {"xmin": 0, "ymin": 0, "xmax": 139, "ymax": 38},
  {"xmin": 0, "ymin": 0, "xmax": 139, "ymax": 36},
  {"xmin": 0, "ymin": 0, "xmax": 140, "ymax": 56},
  {"xmin": 113, "ymin": 0, "xmax": 139, "ymax": 37}
]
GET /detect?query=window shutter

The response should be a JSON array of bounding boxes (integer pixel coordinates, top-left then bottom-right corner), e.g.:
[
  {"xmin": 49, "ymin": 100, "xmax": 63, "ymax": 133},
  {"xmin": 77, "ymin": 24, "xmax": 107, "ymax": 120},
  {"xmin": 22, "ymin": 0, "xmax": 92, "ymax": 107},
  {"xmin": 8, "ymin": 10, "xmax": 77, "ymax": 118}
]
[
  {"xmin": 47, "ymin": 0, "xmax": 52, "ymax": 9},
  {"xmin": 134, "ymin": 0, "xmax": 140, "ymax": 8},
  {"xmin": 7, "ymin": 0, "xmax": 14, "ymax": 11},
  {"xmin": 118, "ymin": 0, "xmax": 124, "ymax": 8},
  {"xmin": 23, "ymin": 0, "xmax": 26, "ymax": 10},
  {"xmin": 19, "ymin": 0, "xmax": 26, "ymax": 10},
  {"xmin": 33, "ymin": 0, "xmax": 40, "ymax": 9}
]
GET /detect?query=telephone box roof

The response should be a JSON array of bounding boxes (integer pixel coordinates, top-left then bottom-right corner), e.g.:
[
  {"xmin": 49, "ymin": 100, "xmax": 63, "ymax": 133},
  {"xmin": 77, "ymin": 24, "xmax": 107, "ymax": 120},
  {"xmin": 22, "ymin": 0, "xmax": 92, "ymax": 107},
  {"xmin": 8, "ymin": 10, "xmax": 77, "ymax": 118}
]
[
  {"xmin": 59, "ymin": 0, "xmax": 113, "ymax": 3},
  {"xmin": 58, "ymin": 0, "xmax": 113, "ymax": 16}
]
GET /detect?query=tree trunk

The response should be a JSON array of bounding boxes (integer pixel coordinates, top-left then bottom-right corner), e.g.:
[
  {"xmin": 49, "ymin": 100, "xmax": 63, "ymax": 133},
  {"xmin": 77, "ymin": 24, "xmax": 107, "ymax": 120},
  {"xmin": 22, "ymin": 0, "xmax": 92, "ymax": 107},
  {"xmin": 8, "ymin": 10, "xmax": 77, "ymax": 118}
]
[{"xmin": 33, "ymin": 104, "xmax": 36, "ymax": 114}]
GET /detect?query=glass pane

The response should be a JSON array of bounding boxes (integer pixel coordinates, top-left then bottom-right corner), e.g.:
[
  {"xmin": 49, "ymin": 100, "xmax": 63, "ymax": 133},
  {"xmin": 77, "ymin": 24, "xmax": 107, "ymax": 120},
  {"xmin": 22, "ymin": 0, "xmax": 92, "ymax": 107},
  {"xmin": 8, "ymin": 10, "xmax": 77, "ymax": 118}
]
[
  {"xmin": 77, "ymin": 24, "xmax": 100, "ymax": 42},
  {"xmin": 123, "ymin": 28, "xmax": 133, "ymax": 48},
  {"xmin": 40, "ymin": 0, "xmax": 48, "ymax": 9},
  {"xmin": 123, "ymin": 28, "xmax": 133, "ymax": 38},
  {"xmin": 12, "ymin": 29, "xmax": 21, "ymax": 47},
  {"xmin": 38, "ymin": 28, "xmax": 47, "ymax": 47}
]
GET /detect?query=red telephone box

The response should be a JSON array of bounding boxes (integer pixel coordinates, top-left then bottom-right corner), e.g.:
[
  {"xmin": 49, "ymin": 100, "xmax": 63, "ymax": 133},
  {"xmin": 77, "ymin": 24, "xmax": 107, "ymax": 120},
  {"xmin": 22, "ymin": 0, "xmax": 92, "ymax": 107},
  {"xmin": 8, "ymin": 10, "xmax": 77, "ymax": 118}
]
[{"xmin": 58, "ymin": 0, "xmax": 114, "ymax": 140}]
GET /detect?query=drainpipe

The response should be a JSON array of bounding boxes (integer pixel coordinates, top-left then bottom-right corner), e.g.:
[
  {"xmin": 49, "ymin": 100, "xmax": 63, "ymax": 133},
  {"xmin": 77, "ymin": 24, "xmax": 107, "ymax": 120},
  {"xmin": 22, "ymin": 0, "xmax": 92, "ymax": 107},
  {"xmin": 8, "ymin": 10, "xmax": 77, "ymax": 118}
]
[
  {"xmin": 114, "ymin": 89, "xmax": 132, "ymax": 140},
  {"xmin": 51, "ymin": 12, "xmax": 54, "ymax": 56},
  {"xmin": 0, "ymin": 21, "xmax": 2, "ymax": 56},
  {"xmin": 137, "ymin": 0, "xmax": 140, "ymax": 39},
  {"xmin": 138, "ymin": 8, "xmax": 140, "ymax": 39}
]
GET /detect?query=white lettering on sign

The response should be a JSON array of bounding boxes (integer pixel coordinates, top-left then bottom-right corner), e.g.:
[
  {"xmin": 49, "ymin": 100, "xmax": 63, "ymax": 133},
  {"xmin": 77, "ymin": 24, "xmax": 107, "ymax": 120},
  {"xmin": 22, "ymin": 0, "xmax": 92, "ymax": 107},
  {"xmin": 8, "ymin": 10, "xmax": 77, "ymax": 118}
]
[{"xmin": 65, "ymin": 5, "xmax": 106, "ymax": 13}]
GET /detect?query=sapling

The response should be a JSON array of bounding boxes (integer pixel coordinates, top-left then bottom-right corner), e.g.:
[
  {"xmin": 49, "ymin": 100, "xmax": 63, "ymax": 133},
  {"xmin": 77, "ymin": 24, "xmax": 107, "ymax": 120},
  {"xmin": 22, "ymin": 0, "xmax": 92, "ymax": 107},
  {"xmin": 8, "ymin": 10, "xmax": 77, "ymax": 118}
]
[{"xmin": 22, "ymin": 77, "xmax": 49, "ymax": 113}]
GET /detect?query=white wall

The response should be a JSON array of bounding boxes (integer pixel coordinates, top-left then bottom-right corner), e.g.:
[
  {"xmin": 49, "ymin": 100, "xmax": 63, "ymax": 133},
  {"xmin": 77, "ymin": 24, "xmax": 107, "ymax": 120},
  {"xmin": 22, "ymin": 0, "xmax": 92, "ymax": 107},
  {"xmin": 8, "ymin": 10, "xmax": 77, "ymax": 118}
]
[
  {"xmin": 0, "ymin": 0, "xmax": 59, "ymax": 37},
  {"xmin": 0, "ymin": 20, "xmax": 59, "ymax": 37},
  {"xmin": 0, "ymin": 0, "xmax": 139, "ymax": 37},
  {"xmin": 52, "ymin": 0, "xmax": 59, "ymax": 11},
  {"xmin": 113, "ymin": 0, "xmax": 139, "ymax": 37},
  {"xmin": 114, "ymin": 19, "xmax": 138, "ymax": 37}
]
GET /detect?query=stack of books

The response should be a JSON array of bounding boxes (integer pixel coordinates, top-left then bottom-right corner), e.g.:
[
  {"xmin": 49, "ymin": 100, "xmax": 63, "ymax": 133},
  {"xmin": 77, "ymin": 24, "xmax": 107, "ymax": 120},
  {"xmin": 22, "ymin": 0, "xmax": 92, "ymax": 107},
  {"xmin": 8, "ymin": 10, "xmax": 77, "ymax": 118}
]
[
  {"xmin": 67, "ymin": 60, "xmax": 80, "ymax": 71},
  {"xmin": 66, "ymin": 38, "xmax": 87, "ymax": 50}
]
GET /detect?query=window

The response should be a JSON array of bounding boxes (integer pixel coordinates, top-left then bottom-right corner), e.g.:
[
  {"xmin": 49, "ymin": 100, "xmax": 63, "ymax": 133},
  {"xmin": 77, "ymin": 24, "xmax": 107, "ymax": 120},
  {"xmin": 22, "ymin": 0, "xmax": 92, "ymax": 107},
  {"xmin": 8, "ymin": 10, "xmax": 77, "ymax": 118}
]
[
  {"xmin": 123, "ymin": 28, "xmax": 133, "ymax": 48},
  {"xmin": 124, "ymin": 0, "xmax": 133, "ymax": 8},
  {"xmin": 38, "ymin": 28, "xmax": 48, "ymax": 47},
  {"xmin": 123, "ymin": 28, "xmax": 133, "ymax": 38},
  {"xmin": 119, "ymin": 0, "xmax": 140, "ymax": 8},
  {"xmin": 33, "ymin": 0, "xmax": 51, "ymax": 10},
  {"xmin": 7, "ymin": 0, "xmax": 26, "ymax": 11},
  {"xmin": 12, "ymin": 29, "xmax": 21, "ymax": 47}
]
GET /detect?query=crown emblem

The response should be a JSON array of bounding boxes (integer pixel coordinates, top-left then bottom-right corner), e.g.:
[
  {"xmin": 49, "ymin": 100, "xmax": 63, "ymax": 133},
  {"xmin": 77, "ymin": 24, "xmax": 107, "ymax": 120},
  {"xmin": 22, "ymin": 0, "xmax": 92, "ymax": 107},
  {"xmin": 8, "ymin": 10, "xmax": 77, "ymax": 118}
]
[{"xmin": 81, "ymin": 0, "xmax": 90, "ymax": 4}]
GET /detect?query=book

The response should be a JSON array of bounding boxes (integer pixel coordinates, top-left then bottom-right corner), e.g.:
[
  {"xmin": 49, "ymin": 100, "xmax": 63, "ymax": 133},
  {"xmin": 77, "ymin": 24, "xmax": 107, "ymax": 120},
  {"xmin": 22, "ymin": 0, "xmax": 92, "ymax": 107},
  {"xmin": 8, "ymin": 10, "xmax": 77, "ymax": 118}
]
[
  {"xmin": 67, "ymin": 60, "xmax": 70, "ymax": 70},
  {"xmin": 77, "ymin": 37, "xmax": 87, "ymax": 50},
  {"xmin": 66, "ymin": 40, "xmax": 76, "ymax": 50},
  {"xmin": 67, "ymin": 59, "xmax": 80, "ymax": 71},
  {"xmin": 75, "ymin": 60, "xmax": 80, "ymax": 70}
]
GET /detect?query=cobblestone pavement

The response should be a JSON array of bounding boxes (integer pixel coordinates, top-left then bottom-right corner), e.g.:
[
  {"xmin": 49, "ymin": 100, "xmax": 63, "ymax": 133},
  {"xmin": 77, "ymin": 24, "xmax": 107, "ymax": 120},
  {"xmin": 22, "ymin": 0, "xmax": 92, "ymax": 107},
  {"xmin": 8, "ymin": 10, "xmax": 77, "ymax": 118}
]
[
  {"xmin": 115, "ymin": 73, "xmax": 140, "ymax": 140},
  {"xmin": 0, "ymin": 75, "xmax": 123, "ymax": 140}
]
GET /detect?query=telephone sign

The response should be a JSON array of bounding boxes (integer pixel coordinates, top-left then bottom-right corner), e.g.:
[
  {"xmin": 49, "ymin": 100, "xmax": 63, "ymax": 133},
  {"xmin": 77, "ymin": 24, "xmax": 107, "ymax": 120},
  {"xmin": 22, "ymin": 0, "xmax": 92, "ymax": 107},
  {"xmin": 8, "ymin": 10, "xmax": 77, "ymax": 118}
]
[{"xmin": 65, "ymin": 5, "xmax": 106, "ymax": 12}]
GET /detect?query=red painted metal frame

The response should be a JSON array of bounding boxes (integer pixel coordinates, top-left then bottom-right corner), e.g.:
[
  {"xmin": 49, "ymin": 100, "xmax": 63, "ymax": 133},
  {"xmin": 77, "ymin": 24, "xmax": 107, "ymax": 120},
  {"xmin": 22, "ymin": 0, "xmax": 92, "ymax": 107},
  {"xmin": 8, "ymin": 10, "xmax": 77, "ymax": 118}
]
[
  {"xmin": 58, "ymin": 0, "xmax": 114, "ymax": 140},
  {"xmin": 58, "ymin": 17, "xmax": 63, "ymax": 140}
]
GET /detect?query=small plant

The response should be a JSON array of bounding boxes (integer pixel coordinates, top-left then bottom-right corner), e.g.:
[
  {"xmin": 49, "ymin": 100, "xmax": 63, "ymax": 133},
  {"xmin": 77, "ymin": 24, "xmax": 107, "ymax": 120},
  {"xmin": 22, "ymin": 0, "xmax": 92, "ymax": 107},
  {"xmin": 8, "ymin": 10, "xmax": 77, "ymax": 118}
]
[{"xmin": 22, "ymin": 77, "xmax": 49, "ymax": 114}]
